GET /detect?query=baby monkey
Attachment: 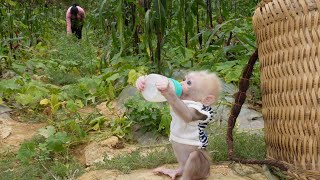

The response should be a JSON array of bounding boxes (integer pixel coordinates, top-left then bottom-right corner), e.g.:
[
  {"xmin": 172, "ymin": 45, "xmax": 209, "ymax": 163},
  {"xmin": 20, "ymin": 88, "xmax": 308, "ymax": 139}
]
[{"xmin": 136, "ymin": 71, "xmax": 221, "ymax": 180}]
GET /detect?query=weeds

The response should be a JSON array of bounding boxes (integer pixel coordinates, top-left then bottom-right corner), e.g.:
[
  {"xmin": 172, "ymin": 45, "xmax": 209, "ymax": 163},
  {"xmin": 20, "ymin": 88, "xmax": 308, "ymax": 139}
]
[
  {"xmin": 0, "ymin": 134, "xmax": 84, "ymax": 180},
  {"xmin": 124, "ymin": 96, "xmax": 171, "ymax": 137},
  {"xmin": 100, "ymin": 146, "xmax": 176, "ymax": 173},
  {"xmin": 96, "ymin": 123, "xmax": 266, "ymax": 173},
  {"xmin": 208, "ymin": 124, "xmax": 266, "ymax": 162},
  {"xmin": 0, "ymin": 158, "xmax": 83, "ymax": 180}
]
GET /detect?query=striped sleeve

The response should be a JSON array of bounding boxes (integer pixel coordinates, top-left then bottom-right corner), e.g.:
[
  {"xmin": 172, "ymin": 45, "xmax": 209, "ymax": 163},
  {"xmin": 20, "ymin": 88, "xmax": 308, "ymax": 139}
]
[{"xmin": 188, "ymin": 104, "xmax": 217, "ymax": 123}]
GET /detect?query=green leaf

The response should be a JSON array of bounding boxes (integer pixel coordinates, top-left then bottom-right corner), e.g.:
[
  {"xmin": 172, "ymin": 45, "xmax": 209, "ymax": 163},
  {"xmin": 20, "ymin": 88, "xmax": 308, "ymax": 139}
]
[
  {"xmin": 216, "ymin": 61, "xmax": 237, "ymax": 72},
  {"xmin": 50, "ymin": 94, "xmax": 60, "ymax": 114},
  {"xmin": 223, "ymin": 45, "xmax": 246, "ymax": 54},
  {"xmin": 107, "ymin": 83, "xmax": 115, "ymax": 99},
  {"xmin": 89, "ymin": 116, "xmax": 106, "ymax": 130},
  {"xmin": 40, "ymin": 98, "xmax": 50, "ymax": 105},
  {"xmin": 0, "ymin": 79, "xmax": 20, "ymax": 91},
  {"xmin": 236, "ymin": 34, "xmax": 256, "ymax": 48},
  {"xmin": 99, "ymin": 0, "xmax": 107, "ymax": 29},
  {"xmin": 105, "ymin": 73, "xmax": 121, "ymax": 82},
  {"xmin": 127, "ymin": 69, "xmax": 144, "ymax": 86},
  {"xmin": 16, "ymin": 141, "xmax": 36, "ymax": 164},
  {"xmin": 15, "ymin": 94, "xmax": 35, "ymax": 106},
  {"xmin": 38, "ymin": 126, "xmax": 56, "ymax": 138},
  {"xmin": 12, "ymin": 63, "xmax": 26, "ymax": 74},
  {"xmin": 46, "ymin": 132, "xmax": 69, "ymax": 152},
  {"xmin": 225, "ymin": 70, "xmax": 242, "ymax": 83},
  {"xmin": 91, "ymin": 123, "xmax": 100, "ymax": 131},
  {"xmin": 66, "ymin": 100, "xmax": 77, "ymax": 112},
  {"xmin": 75, "ymin": 99, "xmax": 84, "ymax": 108},
  {"xmin": 6, "ymin": 0, "xmax": 17, "ymax": 6}
]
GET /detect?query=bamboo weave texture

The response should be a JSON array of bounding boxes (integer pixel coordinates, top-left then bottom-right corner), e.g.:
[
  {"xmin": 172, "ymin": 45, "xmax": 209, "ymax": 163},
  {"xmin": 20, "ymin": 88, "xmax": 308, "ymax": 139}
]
[{"xmin": 253, "ymin": 0, "xmax": 320, "ymax": 179}]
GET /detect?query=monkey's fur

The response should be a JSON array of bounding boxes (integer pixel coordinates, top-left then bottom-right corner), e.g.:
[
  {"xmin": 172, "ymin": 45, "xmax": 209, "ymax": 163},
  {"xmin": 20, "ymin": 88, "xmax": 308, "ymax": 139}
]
[{"xmin": 136, "ymin": 71, "xmax": 221, "ymax": 180}]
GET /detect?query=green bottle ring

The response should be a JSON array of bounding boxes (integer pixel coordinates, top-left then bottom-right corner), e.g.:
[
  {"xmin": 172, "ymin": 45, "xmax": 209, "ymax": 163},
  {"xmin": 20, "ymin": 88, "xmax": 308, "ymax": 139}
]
[{"xmin": 168, "ymin": 78, "xmax": 182, "ymax": 97}]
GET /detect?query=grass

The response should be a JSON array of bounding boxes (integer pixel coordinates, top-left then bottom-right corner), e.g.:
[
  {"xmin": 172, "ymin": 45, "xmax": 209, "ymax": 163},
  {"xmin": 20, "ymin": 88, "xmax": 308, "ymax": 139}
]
[
  {"xmin": 208, "ymin": 123, "xmax": 266, "ymax": 162},
  {"xmin": 0, "ymin": 138, "xmax": 84, "ymax": 180},
  {"xmin": 98, "ymin": 146, "xmax": 176, "ymax": 173},
  {"xmin": 96, "ymin": 123, "xmax": 266, "ymax": 173},
  {"xmin": 10, "ymin": 109, "xmax": 49, "ymax": 123},
  {"xmin": 0, "ymin": 122, "xmax": 266, "ymax": 179},
  {"xmin": 0, "ymin": 153, "xmax": 84, "ymax": 180}
]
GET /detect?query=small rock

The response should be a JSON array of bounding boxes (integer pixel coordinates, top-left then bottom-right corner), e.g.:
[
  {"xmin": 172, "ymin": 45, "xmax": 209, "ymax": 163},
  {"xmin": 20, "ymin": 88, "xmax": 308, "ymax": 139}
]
[
  {"xmin": 222, "ymin": 83, "xmax": 238, "ymax": 95},
  {"xmin": 116, "ymin": 86, "xmax": 139, "ymax": 106},
  {"xmin": 111, "ymin": 141, "xmax": 125, "ymax": 149},
  {"xmin": 231, "ymin": 163, "xmax": 258, "ymax": 176},
  {"xmin": 96, "ymin": 101, "xmax": 125, "ymax": 120},
  {"xmin": 84, "ymin": 142, "xmax": 106, "ymax": 166},
  {"xmin": 212, "ymin": 104, "xmax": 230, "ymax": 123},
  {"xmin": 100, "ymin": 136, "xmax": 120, "ymax": 148},
  {"xmin": 0, "ymin": 105, "xmax": 11, "ymax": 114},
  {"xmin": 171, "ymin": 69, "xmax": 188, "ymax": 80},
  {"xmin": 0, "ymin": 125, "xmax": 12, "ymax": 139},
  {"xmin": 132, "ymin": 125, "xmax": 168, "ymax": 145},
  {"xmin": 1, "ymin": 70, "xmax": 16, "ymax": 79},
  {"xmin": 84, "ymin": 141, "xmax": 137, "ymax": 166},
  {"xmin": 236, "ymin": 108, "xmax": 264, "ymax": 131},
  {"xmin": 230, "ymin": 163, "xmax": 268, "ymax": 180}
]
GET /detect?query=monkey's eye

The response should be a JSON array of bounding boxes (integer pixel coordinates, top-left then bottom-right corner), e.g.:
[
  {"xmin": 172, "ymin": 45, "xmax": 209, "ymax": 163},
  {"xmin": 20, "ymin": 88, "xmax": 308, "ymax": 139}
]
[{"xmin": 187, "ymin": 81, "xmax": 192, "ymax": 85}]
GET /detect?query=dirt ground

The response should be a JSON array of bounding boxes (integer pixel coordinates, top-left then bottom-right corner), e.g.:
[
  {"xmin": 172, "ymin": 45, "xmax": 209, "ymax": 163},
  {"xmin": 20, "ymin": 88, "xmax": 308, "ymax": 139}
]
[
  {"xmin": 0, "ymin": 107, "xmax": 272, "ymax": 180},
  {"xmin": 0, "ymin": 113, "xmax": 46, "ymax": 153},
  {"xmin": 77, "ymin": 163, "xmax": 270, "ymax": 180}
]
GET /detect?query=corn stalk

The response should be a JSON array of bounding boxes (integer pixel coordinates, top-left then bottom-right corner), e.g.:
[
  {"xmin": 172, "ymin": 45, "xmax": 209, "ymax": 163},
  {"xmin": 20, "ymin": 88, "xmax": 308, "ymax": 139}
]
[
  {"xmin": 153, "ymin": 0, "xmax": 167, "ymax": 73},
  {"xmin": 144, "ymin": 9, "xmax": 154, "ymax": 63}
]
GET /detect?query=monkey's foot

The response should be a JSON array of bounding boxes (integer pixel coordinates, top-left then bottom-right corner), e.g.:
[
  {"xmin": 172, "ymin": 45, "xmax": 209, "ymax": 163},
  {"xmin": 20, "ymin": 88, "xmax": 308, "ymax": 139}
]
[{"xmin": 153, "ymin": 167, "xmax": 182, "ymax": 180}]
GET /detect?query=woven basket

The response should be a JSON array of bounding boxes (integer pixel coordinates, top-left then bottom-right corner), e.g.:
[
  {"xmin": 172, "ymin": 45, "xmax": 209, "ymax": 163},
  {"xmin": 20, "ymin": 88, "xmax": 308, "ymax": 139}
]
[{"xmin": 253, "ymin": 0, "xmax": 320, "ymax": 179}]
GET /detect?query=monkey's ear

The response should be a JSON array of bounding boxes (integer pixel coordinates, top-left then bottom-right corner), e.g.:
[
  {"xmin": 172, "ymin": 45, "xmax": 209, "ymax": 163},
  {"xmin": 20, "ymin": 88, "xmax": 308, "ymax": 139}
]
[{"xmin": 202, "ymin": 95, "xmax": 215, "ymax": 106}]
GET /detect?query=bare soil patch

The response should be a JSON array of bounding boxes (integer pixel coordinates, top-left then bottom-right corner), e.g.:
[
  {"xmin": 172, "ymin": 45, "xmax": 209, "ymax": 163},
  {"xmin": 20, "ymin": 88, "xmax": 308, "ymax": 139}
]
[{"xmin": 0, "ymin": 114, "xmax": 46, "ymax": 152}]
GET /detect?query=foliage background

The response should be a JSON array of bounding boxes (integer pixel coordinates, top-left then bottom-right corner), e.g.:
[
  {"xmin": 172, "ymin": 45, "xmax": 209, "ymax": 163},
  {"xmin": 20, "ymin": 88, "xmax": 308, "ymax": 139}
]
[{"xmin": 0, "ymin": 0, "xmax": 265, "ymax": 179}]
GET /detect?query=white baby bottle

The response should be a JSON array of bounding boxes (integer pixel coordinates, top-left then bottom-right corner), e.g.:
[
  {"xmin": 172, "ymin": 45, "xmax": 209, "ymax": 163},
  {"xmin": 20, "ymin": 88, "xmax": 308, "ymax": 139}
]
[{"xmin": 141, "ymin": 74, "xmax": 183, "ymax": 102}]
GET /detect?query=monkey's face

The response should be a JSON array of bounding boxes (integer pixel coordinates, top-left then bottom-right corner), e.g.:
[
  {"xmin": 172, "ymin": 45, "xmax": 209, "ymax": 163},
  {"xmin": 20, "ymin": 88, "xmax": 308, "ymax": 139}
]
[
  {"xmin": 180, "ymin": 72, "xmax": 217, "ymax": 105},
  {"xmin": 180, "ymin": 73, "xmax": 204, "ymax": 101}
]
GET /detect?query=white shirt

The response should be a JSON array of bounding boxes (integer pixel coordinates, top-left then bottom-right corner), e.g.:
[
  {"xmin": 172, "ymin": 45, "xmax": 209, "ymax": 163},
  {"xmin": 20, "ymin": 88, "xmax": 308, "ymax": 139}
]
[{"xmin": 169, "ymin": 100, "xmax": 216, "ymax": 149}]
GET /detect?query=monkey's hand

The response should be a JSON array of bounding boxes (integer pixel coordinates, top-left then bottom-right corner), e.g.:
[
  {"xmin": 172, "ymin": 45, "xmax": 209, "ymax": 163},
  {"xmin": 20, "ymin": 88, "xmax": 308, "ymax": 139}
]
[
  {"xmin": 136, "ymin": 75, "xmax": 146, "ymax": 91},
  {"xmin": 156, "ymin": 77, "xmax": 174, "ymax": 96}
]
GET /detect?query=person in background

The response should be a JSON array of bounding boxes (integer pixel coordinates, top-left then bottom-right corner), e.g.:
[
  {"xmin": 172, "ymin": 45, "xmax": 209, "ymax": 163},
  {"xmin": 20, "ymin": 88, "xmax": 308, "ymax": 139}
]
[{"xmin": 66, "ymin": 4, "xmax": 85, "ymax": 39}]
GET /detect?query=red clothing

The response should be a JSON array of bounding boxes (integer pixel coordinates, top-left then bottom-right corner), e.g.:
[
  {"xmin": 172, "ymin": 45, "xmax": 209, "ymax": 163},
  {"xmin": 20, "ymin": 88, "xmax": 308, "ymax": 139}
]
[{"xmin": 66, "ymin": 6, "xmax": 85, "ymax": 33}]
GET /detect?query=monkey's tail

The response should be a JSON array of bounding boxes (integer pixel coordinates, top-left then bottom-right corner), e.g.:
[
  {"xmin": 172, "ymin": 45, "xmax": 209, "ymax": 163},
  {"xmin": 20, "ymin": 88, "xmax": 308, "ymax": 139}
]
[{"xmin": 225, "ymin": 48, "xmax": 288, "ymax": 172}]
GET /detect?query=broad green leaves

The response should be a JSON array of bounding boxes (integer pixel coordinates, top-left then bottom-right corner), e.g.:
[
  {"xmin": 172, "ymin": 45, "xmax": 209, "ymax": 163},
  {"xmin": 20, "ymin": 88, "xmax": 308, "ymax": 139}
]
[
  {"xmin": 109, "ymin": 117, "xmax": 133, "ymax": 139},
  {"xmin": 89, "ymin": 116, "xmax": 106, "ymax": 131},
  {"xmin": 17, "ymin": 126, "xmax": 70, "ymax": 164},
  {"xmin": 5, "ymin": 0, "xmax": 17, "ymax": 6},
  {"xmin": 0, "ymin": 79, "xmax": 20, "ymax": 91},
  {"xmin": 215, "ymin": 60, "xmax": 245, "ymax": 83},
  {"xmin": 46, "ymin": 132, "xmax": 69, "ymax": 152},
  {"xmin": 66, "ymin": 99, "xmax": 84, "ymax": 112},
  {"xmin": 38, "ymin": 126, "xmax": 56, "ymax": 138},
  {"xmin": 127, "ymin": 69, "xmax": 145, "ymax": 86},
  {"xmin": 125, "ymin": 96, "xmax": 171, "ymax": 136}
]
